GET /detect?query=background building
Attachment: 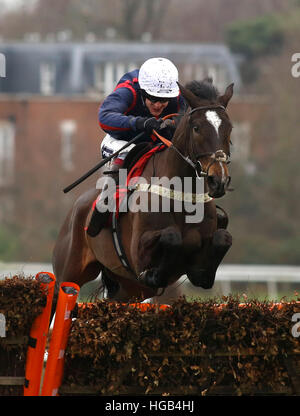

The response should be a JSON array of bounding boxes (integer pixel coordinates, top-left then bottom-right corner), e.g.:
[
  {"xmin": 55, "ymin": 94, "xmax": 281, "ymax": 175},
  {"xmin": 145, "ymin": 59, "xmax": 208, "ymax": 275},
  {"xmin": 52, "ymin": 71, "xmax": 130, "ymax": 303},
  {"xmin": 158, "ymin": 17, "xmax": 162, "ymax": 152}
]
[
  {"xmin": 0, "ymin": 42, "xmax": 241, "ymax": 96},
  {"xmin": 0, "ymin": 41, "xmax": 261, "ymax": 261}
]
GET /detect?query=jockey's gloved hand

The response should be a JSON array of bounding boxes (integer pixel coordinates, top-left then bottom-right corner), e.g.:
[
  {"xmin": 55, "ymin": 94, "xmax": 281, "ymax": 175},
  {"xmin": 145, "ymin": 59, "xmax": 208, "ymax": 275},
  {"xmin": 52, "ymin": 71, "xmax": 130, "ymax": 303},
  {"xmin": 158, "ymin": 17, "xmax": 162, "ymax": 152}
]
[
  {"xmin": 136, "ymin": 117, "xmax": 164, "ymax": 134},
  {"xmin": 160, "ymin": 119, "xmax": 176, "ymax": 130}
]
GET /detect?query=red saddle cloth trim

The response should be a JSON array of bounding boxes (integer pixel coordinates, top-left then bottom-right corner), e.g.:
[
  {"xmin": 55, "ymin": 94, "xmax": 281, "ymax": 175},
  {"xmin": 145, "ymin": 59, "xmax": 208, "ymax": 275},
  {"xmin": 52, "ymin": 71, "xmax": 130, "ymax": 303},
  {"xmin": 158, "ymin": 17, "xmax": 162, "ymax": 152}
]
[
  {"xmin": 114, "ymin": 144, "xmax": 166, "ymax": 215},
  {"xmin": 127, "ymin": 144, "xmax": 165, "ymax": 185}
]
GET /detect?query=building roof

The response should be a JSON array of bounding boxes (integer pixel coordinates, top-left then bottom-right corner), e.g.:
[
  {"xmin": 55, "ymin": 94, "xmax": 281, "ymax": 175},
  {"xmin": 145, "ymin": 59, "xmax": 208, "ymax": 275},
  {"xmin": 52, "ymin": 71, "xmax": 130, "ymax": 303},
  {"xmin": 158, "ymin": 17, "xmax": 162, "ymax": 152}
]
[{"xmin": 0, "ymin": 42, "xmax": 241, "ymax": 95}]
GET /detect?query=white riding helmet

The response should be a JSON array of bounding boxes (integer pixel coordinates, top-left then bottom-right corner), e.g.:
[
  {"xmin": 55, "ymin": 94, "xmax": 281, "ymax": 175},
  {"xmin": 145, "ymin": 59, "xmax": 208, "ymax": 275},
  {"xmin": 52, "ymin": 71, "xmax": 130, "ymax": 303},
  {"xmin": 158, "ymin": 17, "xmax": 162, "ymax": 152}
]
[{"xmin": 138, "ymin": 57, "xmax": 179, "ymax": 98}]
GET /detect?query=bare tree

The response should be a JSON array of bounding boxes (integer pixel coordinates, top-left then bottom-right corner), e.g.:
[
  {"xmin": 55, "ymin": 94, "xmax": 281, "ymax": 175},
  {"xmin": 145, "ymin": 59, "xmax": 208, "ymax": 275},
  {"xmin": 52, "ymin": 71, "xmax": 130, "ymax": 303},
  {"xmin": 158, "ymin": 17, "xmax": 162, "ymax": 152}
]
[
  {"xmin": 119, "ymin": 0, "xmax": 170, "ymax": 40},
  {"xmin": 0, "ymin": 0, "xmax": 294, "ymax": 42}
]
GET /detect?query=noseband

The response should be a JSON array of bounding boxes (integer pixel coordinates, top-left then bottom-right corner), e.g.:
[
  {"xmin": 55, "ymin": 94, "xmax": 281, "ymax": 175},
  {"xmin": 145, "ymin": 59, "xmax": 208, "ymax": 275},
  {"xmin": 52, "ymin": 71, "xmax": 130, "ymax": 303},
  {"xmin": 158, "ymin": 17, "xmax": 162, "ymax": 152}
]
[
  {"xmin": 194, "ymin": 149, "xmax": 229, "ymax": 178},
  {"xmin": 171, "ymin": 104, "xmax": 230, "ymax": 178}
]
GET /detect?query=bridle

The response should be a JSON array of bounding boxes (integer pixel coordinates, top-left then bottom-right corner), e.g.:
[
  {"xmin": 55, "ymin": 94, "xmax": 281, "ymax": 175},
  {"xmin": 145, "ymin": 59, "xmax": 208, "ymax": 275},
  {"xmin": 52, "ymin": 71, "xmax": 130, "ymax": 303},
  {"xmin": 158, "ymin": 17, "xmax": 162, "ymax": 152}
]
[
  {"xmin": 158, "ymin": 104, "xmax": 231, "ymax": 179},
  {"xmin": 188, "ymin": 104, "xmax": 230, "ymax": 178}
]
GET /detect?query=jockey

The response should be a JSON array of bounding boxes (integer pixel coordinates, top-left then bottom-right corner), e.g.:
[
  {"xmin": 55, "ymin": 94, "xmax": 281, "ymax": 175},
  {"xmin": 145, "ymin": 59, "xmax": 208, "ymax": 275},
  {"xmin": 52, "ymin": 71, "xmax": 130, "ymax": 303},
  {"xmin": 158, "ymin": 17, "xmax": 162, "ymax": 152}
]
[{"xmin": 87, "ymin": 57, "xmax": 185, "ymax": 237}]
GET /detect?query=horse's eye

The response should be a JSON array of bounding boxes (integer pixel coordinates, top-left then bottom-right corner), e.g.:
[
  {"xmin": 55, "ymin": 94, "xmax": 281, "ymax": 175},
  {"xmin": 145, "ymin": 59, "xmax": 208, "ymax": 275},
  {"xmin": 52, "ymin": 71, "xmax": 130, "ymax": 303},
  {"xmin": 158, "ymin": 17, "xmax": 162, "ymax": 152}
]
[{"xmin": 193, "ymin": 125, "xmax": 200, "ymax": 133}]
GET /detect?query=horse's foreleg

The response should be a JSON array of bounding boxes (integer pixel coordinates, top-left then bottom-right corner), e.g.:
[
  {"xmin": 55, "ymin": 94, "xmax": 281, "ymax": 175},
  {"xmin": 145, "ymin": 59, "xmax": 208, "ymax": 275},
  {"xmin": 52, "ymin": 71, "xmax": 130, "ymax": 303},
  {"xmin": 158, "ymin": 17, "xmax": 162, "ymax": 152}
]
[
  {"xmin": 187, "ymin": 229, "xmax": 232, "ymax": 289},
  {"xmin": 138, "ymin": 227, "xmax": 183, "ymax": 289},
  {"xmin": 101, "ymin": 267, "xmax": 120, "ymax": 298},
  {"xmin": 101, "ymin": 268, "xmax": 156, "ymax": 302}
]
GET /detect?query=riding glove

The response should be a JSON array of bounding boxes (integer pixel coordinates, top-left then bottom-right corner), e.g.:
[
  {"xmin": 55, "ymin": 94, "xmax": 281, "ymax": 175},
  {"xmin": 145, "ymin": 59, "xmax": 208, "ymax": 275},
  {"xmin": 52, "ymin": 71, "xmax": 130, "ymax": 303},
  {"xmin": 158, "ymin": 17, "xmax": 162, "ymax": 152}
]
[{"xmin": 136, "ymin": 117, "xmax": 164, "ymax": 134}]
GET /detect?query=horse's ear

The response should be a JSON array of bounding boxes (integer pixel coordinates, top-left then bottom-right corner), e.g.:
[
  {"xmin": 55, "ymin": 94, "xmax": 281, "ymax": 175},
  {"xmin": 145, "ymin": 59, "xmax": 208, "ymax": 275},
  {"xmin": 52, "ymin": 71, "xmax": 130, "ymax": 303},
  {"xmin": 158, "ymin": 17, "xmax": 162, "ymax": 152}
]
[
  {"xmin": 177, "ymin": 82, "xmax": 200, "ymax": 109},
  {"xmin": 219, "ymin": 83, "xmax": 234, "ymax": 108}
]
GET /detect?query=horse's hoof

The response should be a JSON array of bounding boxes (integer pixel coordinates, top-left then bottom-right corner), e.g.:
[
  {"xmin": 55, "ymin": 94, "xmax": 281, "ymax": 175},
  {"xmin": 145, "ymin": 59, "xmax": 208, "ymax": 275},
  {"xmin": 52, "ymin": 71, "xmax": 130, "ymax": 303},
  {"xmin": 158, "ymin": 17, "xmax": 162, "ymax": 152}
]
[
  {"xmin": 217, "ymin": 213, "xmax": 229, "ymax": 229},
  {"xmin": 138, "ymin": 268, "xmax": 164, "ymax": 289},
  {"xmin": 138, "ymin": 270, "xmax": 148, "ymax": 283},
  {"xmin": 138, "ymin": 270, "xmax": 153, "ymax": 287},
  {"xmin": 186, "ymin": 267, "xmax": 215, "ymax": 289},
  {"xmin": 212, "ymin": 229, "xmax": 232, "ymax": 249}
]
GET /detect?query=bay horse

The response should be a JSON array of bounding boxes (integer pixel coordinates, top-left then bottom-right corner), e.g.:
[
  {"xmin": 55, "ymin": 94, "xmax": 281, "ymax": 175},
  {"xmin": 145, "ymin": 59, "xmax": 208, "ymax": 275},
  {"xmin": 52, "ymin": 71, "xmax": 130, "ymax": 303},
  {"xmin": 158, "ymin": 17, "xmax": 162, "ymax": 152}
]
[{"xmin": 52, "ymin": 79, "xmax": 234, "ymax": 305}]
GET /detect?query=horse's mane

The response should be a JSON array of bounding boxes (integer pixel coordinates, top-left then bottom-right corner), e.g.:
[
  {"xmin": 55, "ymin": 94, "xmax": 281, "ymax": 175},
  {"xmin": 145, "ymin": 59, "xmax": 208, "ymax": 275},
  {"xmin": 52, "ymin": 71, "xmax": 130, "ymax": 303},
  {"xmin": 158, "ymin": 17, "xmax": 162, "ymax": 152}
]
[{"xmin": 185, "ymin": 78, "xmax": 219, "ymax": 101}]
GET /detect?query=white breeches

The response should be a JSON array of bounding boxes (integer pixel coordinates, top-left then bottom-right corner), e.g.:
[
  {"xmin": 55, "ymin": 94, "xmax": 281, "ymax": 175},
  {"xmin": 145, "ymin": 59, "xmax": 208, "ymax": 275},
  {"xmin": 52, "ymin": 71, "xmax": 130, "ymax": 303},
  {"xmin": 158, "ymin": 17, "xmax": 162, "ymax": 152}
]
[{"xmin": 101, "ymin": 134, "xmax": 136, "ymax": 161}]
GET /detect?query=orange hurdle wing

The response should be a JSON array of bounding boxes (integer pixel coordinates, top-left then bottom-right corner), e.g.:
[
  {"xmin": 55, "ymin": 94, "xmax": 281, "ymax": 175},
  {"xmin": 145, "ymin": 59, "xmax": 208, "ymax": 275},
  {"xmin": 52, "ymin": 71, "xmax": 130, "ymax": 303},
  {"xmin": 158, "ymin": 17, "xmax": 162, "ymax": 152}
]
[
  {"xmin": 41, "ymin": 282, "xmax": 79, "ymax": 396},
  {"xmin": 24, "ymin": 272, "xmax": 56, "ymax": 396}
]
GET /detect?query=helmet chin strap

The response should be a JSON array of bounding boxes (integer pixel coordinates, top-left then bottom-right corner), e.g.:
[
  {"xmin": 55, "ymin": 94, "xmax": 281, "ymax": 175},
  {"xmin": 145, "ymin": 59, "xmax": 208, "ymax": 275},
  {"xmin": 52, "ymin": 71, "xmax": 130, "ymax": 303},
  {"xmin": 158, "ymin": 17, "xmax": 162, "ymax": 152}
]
[{"xmin": 140, "ymin": 89, "xmax": 146, "ymax": 109}]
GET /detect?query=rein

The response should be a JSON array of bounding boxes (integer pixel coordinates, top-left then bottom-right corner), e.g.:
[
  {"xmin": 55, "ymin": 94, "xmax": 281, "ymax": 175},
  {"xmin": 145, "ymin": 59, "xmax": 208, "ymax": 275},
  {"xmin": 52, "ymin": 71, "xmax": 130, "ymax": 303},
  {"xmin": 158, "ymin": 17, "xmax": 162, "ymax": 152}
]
[{"xmin": 153, "ymin": 104, "xmax": 230, "ymax": 179}]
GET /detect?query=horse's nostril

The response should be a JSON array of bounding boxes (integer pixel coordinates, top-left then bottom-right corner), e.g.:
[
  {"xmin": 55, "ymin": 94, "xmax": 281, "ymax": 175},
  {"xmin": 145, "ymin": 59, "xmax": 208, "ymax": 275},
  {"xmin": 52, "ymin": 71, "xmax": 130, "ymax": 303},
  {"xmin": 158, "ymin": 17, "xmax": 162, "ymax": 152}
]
[{"xmin": 207, "ymin": 175, "xmax": 227, "ymax": 198}]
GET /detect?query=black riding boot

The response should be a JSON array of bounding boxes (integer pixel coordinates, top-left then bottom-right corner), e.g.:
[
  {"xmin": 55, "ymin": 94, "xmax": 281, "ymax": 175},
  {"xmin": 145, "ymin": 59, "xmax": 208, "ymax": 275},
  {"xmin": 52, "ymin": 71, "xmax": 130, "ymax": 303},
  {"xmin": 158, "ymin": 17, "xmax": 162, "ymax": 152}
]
[{"xmin": 87, "ymin": 161, "xmax": 121, "ymax": 237}]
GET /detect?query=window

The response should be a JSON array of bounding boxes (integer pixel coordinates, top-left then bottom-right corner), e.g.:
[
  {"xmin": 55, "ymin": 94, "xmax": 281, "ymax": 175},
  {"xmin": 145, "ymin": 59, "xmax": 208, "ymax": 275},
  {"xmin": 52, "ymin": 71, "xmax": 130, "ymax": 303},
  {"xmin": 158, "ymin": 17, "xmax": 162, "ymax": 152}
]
[
  {"xmin": 94, "ymin": 62, "xmax": 137, "ymax": 97},
  {"xmin": 181, "ymin": 63, "xmax": 228, "ymax": 91},
  {"xmin": 0, "ymin": 120, "xmax": 15, "ymax": 186},
  {"xmin": 231, "ymin": 122, "xmax": 251, "ymax": 162},
  {"xmin": 206, "ymin": 64, "xmax": 228, "ymax": 91},
  {"xmin": 103, "ymin": 62, "xmax": 114, "ymax": 97},
  {"xmin": 60, "ymin": 120, "xmax": 77, "ymax": 171},
  {"xmin": 40, "ymin": 62, "xmax": 56, "ymax": 95},
  {"xmin": 94, "ymin": 63, "xmax": 105, "ymax": 95}
]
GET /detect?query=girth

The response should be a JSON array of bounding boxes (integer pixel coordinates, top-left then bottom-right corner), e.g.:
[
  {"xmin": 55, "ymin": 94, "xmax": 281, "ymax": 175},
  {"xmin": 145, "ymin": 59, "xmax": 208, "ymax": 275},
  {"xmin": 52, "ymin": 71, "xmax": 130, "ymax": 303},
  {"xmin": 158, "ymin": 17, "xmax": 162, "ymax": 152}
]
[{"xmin": 111, "ymin": 187, "xmax": 136, "ymax": 275}]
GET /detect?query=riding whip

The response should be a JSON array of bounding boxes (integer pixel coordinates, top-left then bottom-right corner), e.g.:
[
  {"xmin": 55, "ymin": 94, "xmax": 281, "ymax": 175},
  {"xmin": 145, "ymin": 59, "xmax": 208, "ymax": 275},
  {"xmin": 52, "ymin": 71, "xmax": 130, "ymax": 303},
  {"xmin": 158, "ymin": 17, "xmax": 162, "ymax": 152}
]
[{"xmin": 63, "ymin": 131, "xmax": 145, "ymax": 193}]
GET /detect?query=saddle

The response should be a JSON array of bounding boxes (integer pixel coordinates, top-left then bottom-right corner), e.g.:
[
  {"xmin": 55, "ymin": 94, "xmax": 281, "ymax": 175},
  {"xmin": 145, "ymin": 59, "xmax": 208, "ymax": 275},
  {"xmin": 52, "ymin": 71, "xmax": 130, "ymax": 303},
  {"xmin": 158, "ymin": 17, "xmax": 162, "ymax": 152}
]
[{"xmin": 122, "ymin": 142, "xmax": 155, "ymax": 173}]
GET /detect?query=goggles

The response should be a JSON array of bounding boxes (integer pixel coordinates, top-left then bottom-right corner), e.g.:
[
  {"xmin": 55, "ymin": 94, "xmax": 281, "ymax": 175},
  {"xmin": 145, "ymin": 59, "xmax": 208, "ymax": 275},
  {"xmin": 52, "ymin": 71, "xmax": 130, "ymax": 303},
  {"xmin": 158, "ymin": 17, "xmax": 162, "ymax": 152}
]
[{"xmin": 143, "ymin": 92, "xmax": 170, "ymax": 104}]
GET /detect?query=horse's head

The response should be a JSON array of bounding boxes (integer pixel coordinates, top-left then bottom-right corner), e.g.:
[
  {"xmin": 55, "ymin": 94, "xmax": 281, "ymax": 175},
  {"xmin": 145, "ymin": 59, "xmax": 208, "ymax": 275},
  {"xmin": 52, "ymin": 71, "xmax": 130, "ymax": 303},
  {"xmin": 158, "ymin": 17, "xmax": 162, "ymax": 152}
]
[{"xmin": 176, "ymin": 79, "xmax": 234, "ymax": 198}]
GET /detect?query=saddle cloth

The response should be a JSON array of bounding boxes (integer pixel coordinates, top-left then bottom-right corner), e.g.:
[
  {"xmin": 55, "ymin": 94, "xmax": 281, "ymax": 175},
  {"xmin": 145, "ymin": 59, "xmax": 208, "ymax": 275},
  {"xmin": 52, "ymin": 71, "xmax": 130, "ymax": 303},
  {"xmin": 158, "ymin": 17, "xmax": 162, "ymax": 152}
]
[{"xmin": 113, "ymin": 144, "xmax": 166, "ymax": 216}]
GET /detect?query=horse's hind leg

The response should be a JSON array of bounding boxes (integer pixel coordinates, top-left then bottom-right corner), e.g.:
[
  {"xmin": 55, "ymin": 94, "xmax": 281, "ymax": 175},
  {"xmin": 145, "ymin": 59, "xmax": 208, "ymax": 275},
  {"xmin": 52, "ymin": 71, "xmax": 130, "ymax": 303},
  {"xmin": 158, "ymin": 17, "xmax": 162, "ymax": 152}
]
[
  {"xmin": 187, "ymin": 229, "xmax": 232, "ymax": 289},
  {"xmin": 51, "ymin": 188, "xmax": 101, "ymax": 320},
  {"xmin": 51, "ymin": 256, "xmax": 102, "ymax": 323},
  {"xmin": 51, "ymin": 258, "xmax": 102, "ymax": 321}
]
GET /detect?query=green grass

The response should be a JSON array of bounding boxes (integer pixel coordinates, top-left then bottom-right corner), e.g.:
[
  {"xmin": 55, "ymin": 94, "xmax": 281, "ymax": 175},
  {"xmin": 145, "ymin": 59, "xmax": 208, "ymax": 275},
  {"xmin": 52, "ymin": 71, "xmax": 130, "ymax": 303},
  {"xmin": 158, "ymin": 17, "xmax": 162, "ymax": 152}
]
[{"xmin": 77, "ymin": 277, "xmax": 299, "ymax": 304}]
